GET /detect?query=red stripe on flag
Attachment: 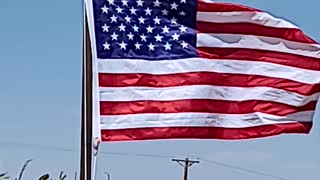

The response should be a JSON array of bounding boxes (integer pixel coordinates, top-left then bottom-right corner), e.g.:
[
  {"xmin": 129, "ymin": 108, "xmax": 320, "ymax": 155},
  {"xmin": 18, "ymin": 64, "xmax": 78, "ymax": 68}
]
[
  {"xmin": 99, "ymin": 72, "xmax": 320, "ymax": 95},
  {"xmin": 101, "ymin": 122, "xmax": 312, "ymax": 141},
  {"xmin": 197, "ymin": 0, "xmax": 261, "ymax": 12},
  {"xmin": 196, "ymin": 22, "xmax": 317, "ymax": 44},
  {"xmin": 100, "ymin": 100, "xmax": 317, "ymax": 116},
  {"xmin": 197, "ymin": 47, "xmax": 320, "ymax": 70}
]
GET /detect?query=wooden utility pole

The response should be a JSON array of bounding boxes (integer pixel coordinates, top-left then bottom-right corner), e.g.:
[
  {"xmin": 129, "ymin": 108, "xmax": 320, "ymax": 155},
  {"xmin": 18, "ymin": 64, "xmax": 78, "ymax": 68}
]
[{"xmin": 172, "ymin": 158, "xmax": 200, "ymax": 180}]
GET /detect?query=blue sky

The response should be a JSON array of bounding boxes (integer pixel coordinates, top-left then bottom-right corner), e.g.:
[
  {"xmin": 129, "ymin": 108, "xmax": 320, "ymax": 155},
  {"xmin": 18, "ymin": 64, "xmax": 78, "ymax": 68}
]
[{"xmin": 0, "ymin": 0, "xmax": 319, "ymax": 179}]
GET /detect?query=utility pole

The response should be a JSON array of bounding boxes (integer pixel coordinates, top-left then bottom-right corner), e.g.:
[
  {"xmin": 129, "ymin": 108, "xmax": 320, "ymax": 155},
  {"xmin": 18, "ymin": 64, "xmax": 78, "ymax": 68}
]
[{"xmin": 172, "ymin": 158, "xmax": 200, "ymax": 180}]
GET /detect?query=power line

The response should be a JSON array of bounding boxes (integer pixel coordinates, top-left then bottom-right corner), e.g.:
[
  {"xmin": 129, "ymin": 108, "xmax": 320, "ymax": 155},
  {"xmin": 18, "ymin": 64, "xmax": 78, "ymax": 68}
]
[
  {"xmin": 0, "ymin": 141, "xmax": 173, "ymax": 159},
  {"xmin": 200, "ymin": 158, "xmax": 292, "ymax": 180},
  {"xmin": 0, "ymin": 141, "xmax": 294, "ymax": 180},
  {"xmin": 100, "ymin": 151, "xmax": 173, "ymax": 159},
  {"xmin": 0, "ymin": 141, "xmax": 75, "ymax": 153}
]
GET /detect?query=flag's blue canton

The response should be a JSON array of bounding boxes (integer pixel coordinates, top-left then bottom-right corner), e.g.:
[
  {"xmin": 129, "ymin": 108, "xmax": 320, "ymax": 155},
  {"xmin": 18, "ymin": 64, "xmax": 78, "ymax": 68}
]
[{"xmin": 92, "ymin": 0, "xmax": 198, "ymax": 60}]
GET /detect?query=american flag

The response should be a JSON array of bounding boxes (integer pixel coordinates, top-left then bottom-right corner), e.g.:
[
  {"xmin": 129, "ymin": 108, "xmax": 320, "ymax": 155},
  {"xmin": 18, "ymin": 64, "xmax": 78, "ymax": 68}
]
[{"xmin": 84, "ymin": 0, "xmax": 320, "ymax": 141}]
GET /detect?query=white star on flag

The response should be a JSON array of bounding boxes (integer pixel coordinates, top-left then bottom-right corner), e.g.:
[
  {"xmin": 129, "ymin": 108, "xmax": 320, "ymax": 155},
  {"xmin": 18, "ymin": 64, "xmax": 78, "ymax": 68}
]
[
  {"xmin": 121, "ymin": 0, "xmax": 129, "ymax": 6},
  {"xmin": 170, "ymin": 2, "xmax": 178, "ymax": 10},
  {"xmin": 179, "ymin": 25, "xmax": 187, "ymax": 33},
  {"xmin": 140, "ymin": 34, "xmax": 147, "ymax": 42},
  {"xmin": 146, "ymin": 25, "xmax": 154, "ymax": 33},
  {"xmin": 154, "ymin": 34, "xmax": 163, "ymax": 42},
  {"xmin": 138, "ymin": 16, "xmax": 146, "ymax": 24},
  {"xmin": 179, "ymin": 11, "xmax": 186, "ymax": 16},
  {"xmin": 162, "ymin": 26, "xmax": 170, "ymax": 33},
  {"xmin": 110, "ymin": 15, "xmax": 117, "ymax": 23},
  {"xmin": 101, "ymin": 24, "xmax": 109, "ymax": 32},
  {"xmin": 134, "ymin": 42, "xmax": 142, "ymax": 49},
  {"xmin": 132, "ymin": 25, "xmax": 139, "ymax": 32},
  {"xmin": 127, "ymin": 32, "xmax": 134, "ymax": 40},
  {"xmin": 161, "ymin": 9, "xmax": 169, "ymax": 15},
  {"xmin": 148, "ymin": 43, "xmax": 156, "ymax": 51},
  {"xmin": 153, "ymin": 16, "xmax": 161, "ymax": 24},
  {"xmin": 119, "ymin": 41, "xmax": 128, "ymax": 49},
  {"xmin": 116, "ymin": 6, "xmax": 123, "ymax": 13},
  {"xmin": 136, "ymin": 0, "xmax": 144, "ymax": 7},
  {"xmin": 172, "ymin": 33, "xmax": 180, "ymax": 40},
  {"xmin": 107, "ymin": 0, "xmax": 114, "ymax": 5},
  {"xmin": 101, "ymin": 5, "xmax": 109, "ymax": 14},
  {"xmin": 110, "ymin": 32, "xmax": 119, "ymax": 40},
  {"xmin": 171, "ymin": 17, "xmax": 178, "ymax": 25},
  {"xmin": 181, "ymin": 41, "xmax": 188, "ymax": 48},
  {"xmin": 145, "ymin": 7, "xmax": 152, "ymax": 16},
  {"xmin": 129, "ymin": 7, "xmax": 137, "ymax": 15},
  {"xmin": 119, "ymin": 23, "xmax": 126, "ymax": 31},
  {"xmin": 153, "ymin": 0, "xmax": 161, "ymax": 7},
  {"xmin": 103, "ymin": 41, "xmax": 110, "ymax": 50},
  {"xmin": 163, "ymin": 42, "xmax": 172, "ymax": 50},
  {"xmin": 125, "ymin": 15, "xmax": 131, "ymax": 23}
]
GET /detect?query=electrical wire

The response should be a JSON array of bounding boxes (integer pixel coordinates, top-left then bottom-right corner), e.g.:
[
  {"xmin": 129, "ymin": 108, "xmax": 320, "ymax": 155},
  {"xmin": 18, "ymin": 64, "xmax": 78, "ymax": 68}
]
[
  {"xmin": 199, "ymin": 158, "xmax": 292, "ymax": 180},
  {"xmin": 99, "ymin": 151, "xmax": 173, "ymax": 159},
  {"xmin": 0, "ymin": 141, "xmax": 75, "ymax": 153},
  {"xmin": 0, "ymin": 141, "xmax": 294, "ymax": 180}
]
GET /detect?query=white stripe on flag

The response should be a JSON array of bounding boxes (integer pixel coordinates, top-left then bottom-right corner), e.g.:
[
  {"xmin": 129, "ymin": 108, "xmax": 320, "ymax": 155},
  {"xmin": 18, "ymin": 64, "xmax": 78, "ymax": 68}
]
[
  {"xmin": 196, "ymin": 33, "xmax": 320, "ymax": 58},
  {"xmin": 100, "ymin": 111, "xmax": 314, "ymax": 129},
  {"xmin": 196, "ymin": 11, "xmax": 298, "ymax": 28},
  {"xmin": 99, "ymin": 85, "xmax": 319, "ymax": 106},
  {"xmin": 97, "ymin": 58, "xmax": 320, "ymax": 84}
]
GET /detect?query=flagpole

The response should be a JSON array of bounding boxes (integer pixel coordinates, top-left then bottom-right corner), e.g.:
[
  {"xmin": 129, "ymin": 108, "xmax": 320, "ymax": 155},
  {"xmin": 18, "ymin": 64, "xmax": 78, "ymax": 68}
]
[
  {"xmin": 92, "ymin": 153, "xmax": 99, "ymax": 180},
  {"xmin": 80, "ymin": 2, "xmax": 93, "ymax": 180}
]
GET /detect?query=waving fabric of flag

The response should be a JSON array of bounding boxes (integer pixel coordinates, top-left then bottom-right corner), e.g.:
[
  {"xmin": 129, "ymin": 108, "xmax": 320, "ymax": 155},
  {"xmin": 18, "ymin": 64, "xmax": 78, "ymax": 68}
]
[{"xmin": 84, "ymin": 0, "xmax": 320, "ymax": 141}]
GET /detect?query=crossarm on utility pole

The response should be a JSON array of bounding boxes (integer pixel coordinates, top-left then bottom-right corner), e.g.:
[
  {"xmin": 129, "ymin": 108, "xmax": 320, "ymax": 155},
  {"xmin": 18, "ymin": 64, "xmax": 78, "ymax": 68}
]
[{"xmin": 172, "ymin": 158, "xmax": 200, "ymax": 180}]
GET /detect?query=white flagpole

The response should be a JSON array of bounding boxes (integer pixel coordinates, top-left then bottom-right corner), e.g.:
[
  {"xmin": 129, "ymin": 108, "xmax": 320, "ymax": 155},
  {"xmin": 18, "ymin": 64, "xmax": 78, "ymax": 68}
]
[
  {"xmin": 92, "ymin": 138, "xmax": 101, "ymax": 179},
  {"xmin": 82, "ymin": 0, "xmax": 104, "ymax": 178}
]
